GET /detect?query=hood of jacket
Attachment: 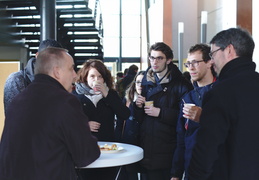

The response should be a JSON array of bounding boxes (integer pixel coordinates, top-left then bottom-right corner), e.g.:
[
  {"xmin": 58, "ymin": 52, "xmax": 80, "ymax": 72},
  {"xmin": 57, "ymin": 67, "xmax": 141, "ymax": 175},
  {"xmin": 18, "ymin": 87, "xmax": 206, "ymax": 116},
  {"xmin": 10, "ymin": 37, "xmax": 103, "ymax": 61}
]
[{"xmin": 24, "ymin": 57, "xmax": 36, "ymax": 83}]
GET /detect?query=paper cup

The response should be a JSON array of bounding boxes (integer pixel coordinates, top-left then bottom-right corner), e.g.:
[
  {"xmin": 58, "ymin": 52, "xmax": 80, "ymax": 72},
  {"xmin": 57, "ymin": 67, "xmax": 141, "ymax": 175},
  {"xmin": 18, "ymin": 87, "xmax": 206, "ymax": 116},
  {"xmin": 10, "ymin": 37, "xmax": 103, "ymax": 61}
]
[
  {"xmin": 184, "ymin": 103, "xmax": 195, "ymax": 107},
  {"xmin": 145, "ymin": 101, "xmax": 154, "ymax": 106},
  {"xmin": 93, "ymin": 80, "xmax": 101, "ymax": 94}
]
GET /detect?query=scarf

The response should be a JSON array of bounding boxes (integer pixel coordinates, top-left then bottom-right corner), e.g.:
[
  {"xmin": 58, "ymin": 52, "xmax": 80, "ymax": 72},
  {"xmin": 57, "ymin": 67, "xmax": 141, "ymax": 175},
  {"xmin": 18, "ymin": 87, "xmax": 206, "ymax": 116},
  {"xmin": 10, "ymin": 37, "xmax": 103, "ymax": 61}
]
[{"xmin": 75, "ymin": 82, "xmax": 107, "ymax": 107}]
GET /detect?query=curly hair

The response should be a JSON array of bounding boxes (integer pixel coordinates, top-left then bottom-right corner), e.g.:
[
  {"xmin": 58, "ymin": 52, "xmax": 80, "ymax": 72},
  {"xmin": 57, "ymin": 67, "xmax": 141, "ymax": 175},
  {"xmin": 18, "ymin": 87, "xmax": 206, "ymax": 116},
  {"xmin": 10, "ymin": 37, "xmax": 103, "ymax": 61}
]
[{"xmin": 76, "ymin": 59, "xmax": 114, "ymax": 89}]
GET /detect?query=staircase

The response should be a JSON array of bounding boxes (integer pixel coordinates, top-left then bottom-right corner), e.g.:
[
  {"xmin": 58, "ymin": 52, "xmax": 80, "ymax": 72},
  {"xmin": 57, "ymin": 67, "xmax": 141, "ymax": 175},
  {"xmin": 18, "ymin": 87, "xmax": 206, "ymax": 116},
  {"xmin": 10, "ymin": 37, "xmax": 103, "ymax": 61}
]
[{"xmin": 0, "ymin": 0, "xmax": 103, "ymax": 70}]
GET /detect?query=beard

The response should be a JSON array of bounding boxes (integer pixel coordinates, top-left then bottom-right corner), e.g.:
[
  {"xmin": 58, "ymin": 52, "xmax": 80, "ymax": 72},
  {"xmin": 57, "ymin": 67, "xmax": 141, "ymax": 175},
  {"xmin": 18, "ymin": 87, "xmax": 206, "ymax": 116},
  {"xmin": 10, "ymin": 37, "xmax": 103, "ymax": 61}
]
[{"xmin": 152, "ymin": 64, "xmax": 167, "ymax": 73}]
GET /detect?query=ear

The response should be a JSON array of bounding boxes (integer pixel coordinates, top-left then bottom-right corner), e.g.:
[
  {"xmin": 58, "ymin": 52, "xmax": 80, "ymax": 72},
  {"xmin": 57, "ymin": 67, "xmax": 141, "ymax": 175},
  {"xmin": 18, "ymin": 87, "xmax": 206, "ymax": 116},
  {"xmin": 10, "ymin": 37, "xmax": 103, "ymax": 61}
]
[
  {"xmin": 52, "ymin": 66, "xmax": 61, "ymax": 80},
  {"xmin": 166, "ymin": 59, "xmax": 172, "ymax": 65},
  {"xmin": 35, "ymin": 52, "xmax": 39, "ymax": 58},
  {"xmin": 206, "ymin": 60, "xmax": 213, "ymax": 70},
  {"xmin": 226, "ymin": 44, "xmax": 238, "ymax": 59}
]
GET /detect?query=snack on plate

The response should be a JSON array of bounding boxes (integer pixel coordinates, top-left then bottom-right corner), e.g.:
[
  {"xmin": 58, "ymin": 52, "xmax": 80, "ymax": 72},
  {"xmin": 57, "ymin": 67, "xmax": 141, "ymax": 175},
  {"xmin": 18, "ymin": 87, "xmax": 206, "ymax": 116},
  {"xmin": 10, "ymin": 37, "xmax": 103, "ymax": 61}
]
[{"xmin": 99, "ymin": 144, "xmax": 118, "ymax": 151}]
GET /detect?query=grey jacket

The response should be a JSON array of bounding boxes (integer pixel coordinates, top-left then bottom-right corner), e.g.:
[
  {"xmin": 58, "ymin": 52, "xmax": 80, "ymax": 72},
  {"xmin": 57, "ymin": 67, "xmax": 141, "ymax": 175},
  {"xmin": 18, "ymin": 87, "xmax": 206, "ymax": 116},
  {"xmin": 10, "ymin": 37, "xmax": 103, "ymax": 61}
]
[{"xmin": 3, "ymin": 57, "xmax": 35, "ymax": 115}]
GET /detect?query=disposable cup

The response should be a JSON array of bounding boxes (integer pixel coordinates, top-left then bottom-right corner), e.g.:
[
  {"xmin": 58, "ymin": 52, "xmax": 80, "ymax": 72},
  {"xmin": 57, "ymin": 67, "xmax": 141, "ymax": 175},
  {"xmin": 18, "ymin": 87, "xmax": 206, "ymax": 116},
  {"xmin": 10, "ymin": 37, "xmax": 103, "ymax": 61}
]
[{"xmin": 145, "ymin": 101, "xmax": 154, "ymax": 106}]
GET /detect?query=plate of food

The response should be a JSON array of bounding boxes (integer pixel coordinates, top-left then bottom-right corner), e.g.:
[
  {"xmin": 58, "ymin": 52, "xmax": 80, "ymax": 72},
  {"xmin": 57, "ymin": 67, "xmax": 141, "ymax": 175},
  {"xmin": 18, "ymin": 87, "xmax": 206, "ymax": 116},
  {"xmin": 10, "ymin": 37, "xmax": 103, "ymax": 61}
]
[{"xmin": 99, "ymin": 143, "xmax": 124, "ymax": 153}]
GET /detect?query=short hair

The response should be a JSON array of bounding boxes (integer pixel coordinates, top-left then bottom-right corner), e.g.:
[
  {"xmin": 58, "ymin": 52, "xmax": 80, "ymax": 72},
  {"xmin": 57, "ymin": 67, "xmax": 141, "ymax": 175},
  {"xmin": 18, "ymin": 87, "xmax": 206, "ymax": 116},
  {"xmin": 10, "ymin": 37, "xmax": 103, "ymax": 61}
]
[
  {"xmin": 188, "ymin": 43, "xmax": 216, "ymax": 76},
  {"xmin": 210, "ymin": 27, "xmax": 254, "ymax": 59},
  {"xmin": 76, "ymin": 59, "xmax": 114, "ymax": 90},
  {"xmin": 188, "ymin": 43, "xmax": 211, "ymax": 62},
  {"xmin": 35, "ymin": 47, "xmax": 68, "ymax": 75},
  {"xmin": 38, "ymin": 39, "xmax": 63, "ymax": 52},
  {"xmin": 117, "ymin": 72, "xmax": 124, "ymax": 78},
  {"xmin": 148, "ymin": 42, "xmax": 174, "ymax": 59},
  {"xmin": 128, "ymin": 64, "xmax": 139, "ymax": 74}
]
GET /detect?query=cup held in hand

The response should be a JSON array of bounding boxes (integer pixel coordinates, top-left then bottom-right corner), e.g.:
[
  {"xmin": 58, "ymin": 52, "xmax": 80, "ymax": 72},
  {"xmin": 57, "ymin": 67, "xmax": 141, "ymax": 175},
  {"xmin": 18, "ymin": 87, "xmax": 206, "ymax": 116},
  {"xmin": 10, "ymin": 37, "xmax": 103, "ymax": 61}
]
[
  {"xmin": 145, "ymin": 101, "xmax": 154, "ymax": 106},
  {"xmin": 93, "ymin": 80, "xmax": 101, "ymax": 94},
  {"xmin": 184, "ymin": 103, "xmax": 195, "ymax": 107}
]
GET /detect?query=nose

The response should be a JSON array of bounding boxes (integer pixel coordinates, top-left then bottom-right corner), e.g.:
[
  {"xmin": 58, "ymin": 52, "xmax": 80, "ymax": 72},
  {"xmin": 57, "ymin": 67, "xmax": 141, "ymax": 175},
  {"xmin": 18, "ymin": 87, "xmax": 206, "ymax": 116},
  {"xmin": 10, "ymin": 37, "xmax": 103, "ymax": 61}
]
[
  {"xmin": 73, "ymin": 70, "xmax": 77, "ymax": 78},
  {"xmin": 188, "ymin": 64, "xmax": 195, "ymax": 70}
]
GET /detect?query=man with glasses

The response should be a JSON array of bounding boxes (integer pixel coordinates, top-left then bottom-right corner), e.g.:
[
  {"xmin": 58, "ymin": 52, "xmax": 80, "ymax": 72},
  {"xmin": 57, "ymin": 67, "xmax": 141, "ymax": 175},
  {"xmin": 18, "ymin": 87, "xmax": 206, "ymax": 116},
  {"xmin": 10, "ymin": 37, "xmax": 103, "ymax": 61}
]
[
  {"xmin": 189, "ymin": 27, "xmax": 259, "ymax": 180},
  {"xmin": 134, "ymin": 42, "xmax": 193, "ymax": 180},
  {"xmin": 170, "ymin": 43, "xmax": 216, "ymax": 180}
]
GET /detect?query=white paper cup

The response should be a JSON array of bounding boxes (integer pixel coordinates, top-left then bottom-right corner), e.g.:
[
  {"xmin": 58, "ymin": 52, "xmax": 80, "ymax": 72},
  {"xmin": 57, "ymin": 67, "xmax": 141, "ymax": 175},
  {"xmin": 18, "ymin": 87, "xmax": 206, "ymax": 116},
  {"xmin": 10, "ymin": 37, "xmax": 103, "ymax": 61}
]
[
  {"xmin": 93, "ymin": 80, "xmax": 101, "ymax": 94},
  {"xmin": 184, "ymin": 103, "xmax": 195, "ymax": 107}
]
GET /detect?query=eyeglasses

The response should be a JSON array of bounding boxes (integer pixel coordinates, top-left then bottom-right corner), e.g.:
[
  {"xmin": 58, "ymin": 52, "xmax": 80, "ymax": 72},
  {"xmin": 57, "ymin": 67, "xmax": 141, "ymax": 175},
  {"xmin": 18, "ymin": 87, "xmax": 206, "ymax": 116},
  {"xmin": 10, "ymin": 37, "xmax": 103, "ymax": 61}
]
[
  {"xmin": 209, "ymin": 48, "xmax": 222, "ymax": 59},
  {"xmin": 149, "ymin": 56, "xmax": 165, "ymax": 62},
  {"xmin": 184, "ymin": 60, "xmax": 204, "ymax": 68}
]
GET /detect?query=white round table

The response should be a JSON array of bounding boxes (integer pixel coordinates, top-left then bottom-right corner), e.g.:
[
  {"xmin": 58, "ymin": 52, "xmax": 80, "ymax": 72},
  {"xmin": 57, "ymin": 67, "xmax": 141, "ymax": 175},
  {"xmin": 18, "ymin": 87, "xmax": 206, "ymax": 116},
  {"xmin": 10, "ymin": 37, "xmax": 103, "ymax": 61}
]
[{"xmin": 82, "ymin": 141, "xmax": 143, "ymax": 168}]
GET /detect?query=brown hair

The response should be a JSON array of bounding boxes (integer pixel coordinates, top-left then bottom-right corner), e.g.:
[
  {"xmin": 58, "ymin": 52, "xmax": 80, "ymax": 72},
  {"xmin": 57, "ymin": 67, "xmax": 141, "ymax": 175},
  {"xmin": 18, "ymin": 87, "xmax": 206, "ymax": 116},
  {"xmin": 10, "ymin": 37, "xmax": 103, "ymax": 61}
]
[
  {"xmin": 76, "ymin": 59, "xmax": 114, "ymax": 89},
  {"xmin": 125, "ymin": 71, "xmax": 145, "ymax": 103}
]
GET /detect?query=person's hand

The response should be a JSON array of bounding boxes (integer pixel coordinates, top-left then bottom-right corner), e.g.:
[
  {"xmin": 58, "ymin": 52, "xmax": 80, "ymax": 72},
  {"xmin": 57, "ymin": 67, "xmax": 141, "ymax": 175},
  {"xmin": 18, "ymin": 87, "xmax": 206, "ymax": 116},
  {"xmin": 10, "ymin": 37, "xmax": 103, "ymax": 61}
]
[
  {"xmin": 94, "ymin": 81, "xmax": 109, "ymax": 97},
  {"xmin": 88, "ymin": 121, "xmax": 101, "ymax": 132},
  {"xmin": 136, "ymin": 95, "xmax": 146, "ymax": 108},
  {"xmin": 144, "ymin": 105, "xmax": 160, "ymax": 117},
  {"xmin": 171, "ymin": 177, "xmax": 180, "ymax": 180},
  {"xmin": 183, "ymin": 104, "xmax": 202, "ymax": 122}
]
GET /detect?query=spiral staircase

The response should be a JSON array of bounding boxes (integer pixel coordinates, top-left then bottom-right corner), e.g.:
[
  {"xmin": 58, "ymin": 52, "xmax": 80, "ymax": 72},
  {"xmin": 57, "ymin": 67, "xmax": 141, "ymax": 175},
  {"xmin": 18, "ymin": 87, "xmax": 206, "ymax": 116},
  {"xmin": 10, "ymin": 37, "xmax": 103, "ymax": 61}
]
[{"xmin": 0, "ymin": 0, "xmax": 103, "ymax": 69}]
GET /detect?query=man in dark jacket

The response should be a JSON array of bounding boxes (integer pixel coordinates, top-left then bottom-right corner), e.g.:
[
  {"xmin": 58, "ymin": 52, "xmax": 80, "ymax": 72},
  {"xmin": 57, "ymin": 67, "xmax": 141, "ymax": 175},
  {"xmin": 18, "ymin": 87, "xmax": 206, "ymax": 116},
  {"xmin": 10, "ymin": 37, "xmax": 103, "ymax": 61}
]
[
  {"xmin": 171, "ymin": 44, "xmax": 216, "ymax": 180},
  {"xmin": 0, "ymin": 47, "xmax": 100, "ymax": 180},
  {"xmin": 3, "ymin": 39, "xmax": 62, "ymax": 116},
  {"xmin": 134, "ymin": 42, "xmax": 193, "ymax": 180},
  {"xmin": 189, "ymin": 27, "xmax": 259, "ymax": 180}
]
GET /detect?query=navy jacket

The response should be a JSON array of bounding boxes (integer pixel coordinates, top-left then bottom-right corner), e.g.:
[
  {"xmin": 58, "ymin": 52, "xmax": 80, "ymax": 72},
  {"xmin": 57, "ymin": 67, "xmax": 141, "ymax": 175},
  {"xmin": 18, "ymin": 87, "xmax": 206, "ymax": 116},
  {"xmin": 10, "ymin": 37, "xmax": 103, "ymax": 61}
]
[
  {"xmin": 134, "ymin": 62, "xmax": 193, "ymax": 170},
  {"xmin": 0, "ymin": 74, "xmax": 100, "ymax": 180},
  {"xmin": 189, "ymin": 57, "xmax": 259, "ymax": 180},
  {"xmin": 171, "ymin": 81, "xmax": 214, "ymax": 179},
  {"xmin": 115, "ymin": 98, "xmax": 140, "ymax": 146}
]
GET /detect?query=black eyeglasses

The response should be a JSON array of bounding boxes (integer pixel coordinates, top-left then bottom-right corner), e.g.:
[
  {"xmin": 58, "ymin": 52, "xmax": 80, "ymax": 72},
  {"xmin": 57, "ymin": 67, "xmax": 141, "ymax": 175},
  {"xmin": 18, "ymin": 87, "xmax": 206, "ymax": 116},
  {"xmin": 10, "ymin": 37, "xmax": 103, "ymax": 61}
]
[
  {"xmin": 209, "ymin": 48, "xmax": 222, "ymax": 59},
  {"xmin": 184, "ymin": 60, "xmax": 204, "ymax": 68},
  {"xmin": 149, "ymin": 56, "xmax": 165, "ymax": 62}
]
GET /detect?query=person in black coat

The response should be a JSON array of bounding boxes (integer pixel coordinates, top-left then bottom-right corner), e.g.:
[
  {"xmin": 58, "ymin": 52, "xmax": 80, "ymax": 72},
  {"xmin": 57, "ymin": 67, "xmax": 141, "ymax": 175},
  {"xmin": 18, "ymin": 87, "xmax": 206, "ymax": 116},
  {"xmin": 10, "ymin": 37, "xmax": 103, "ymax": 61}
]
[
  {"xmin": 73, "ymin": 59, "xmax": 130, "ymax": 180},
  {"xmin": 189, "ymin": 27, "xmax": 259, "ymax": 180},
  {"xmin": 134, "ymin": 42, "xmax": 193, "ymax": 180},
  {"xmin": 0, "ymin": 47, "xmax": 100, "ymax": 180}
]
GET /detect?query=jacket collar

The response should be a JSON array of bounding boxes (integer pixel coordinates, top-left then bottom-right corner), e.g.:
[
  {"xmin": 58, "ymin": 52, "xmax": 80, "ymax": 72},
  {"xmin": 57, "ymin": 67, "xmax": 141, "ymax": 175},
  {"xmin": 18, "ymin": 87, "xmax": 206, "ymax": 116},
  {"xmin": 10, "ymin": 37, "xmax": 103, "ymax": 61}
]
[
  {"xmin": 34, "ymin": 74, "xmax": 67, "ymax": 92},
  {"xmin": 143, "ymin": 62, "xmax": 182, "ymax": 85},
  {"xmin": 218, "ymin": 56, "xmax": 256, "ymax": 80}
]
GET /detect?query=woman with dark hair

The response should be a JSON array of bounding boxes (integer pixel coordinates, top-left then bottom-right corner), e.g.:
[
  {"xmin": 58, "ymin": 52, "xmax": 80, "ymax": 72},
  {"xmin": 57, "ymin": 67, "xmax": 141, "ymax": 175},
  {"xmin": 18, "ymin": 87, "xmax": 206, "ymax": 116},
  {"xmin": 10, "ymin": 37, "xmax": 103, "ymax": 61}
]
[
  {"xmin": 73, "ymin": 59, "xmax": 130, "ymax": 180},
  {"xmin": 115, "ymin": 70, "xmax": 145, "ymax": 180}
]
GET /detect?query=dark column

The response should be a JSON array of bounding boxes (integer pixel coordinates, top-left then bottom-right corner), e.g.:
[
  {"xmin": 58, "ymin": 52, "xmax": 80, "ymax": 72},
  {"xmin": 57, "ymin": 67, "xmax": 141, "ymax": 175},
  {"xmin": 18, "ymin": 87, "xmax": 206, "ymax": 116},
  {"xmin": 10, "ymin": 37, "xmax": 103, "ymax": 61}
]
[{"xmin": 40, "ymin": 0, "xmax": 56, "ymax": 41}]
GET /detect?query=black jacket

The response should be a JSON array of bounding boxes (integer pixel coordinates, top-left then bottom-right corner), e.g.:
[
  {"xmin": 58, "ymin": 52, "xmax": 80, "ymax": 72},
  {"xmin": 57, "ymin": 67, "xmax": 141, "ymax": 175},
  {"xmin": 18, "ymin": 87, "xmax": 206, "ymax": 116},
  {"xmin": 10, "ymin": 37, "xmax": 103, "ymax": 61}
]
[
  {"xmin": 0, "ymin": 74, "xmax": 100, "ymax": 180},
  {"xmin": 73, "ymin": 89, "xmax": 130, "ymax": 141},
  {"xmin": 189, "ymin": 57, "xmax": 259, "ymax": 180},
  {"xmin": 134, "ymin": 62, "xmax": 193, "ymax": 170}
]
